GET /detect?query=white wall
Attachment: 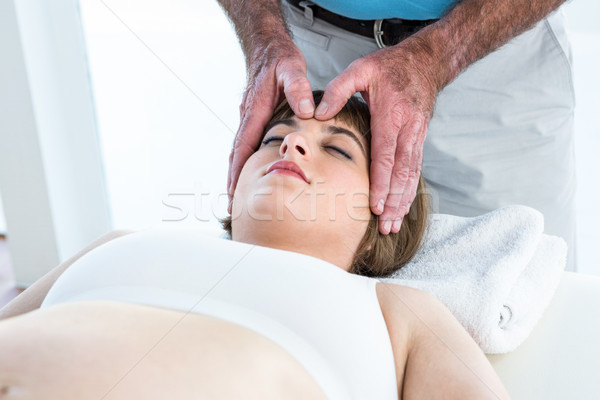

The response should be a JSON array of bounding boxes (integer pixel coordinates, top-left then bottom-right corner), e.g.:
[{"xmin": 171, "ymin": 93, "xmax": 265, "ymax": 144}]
[
  {"xmin": 79, "ymin": 0, "xmax": 244, "ymax": 230},
  {"xmin": 563, "ymin": 0, "xmax": 600, "ymax": 275},
  {"xmin": 0, "ymin": 0, "xmax": 111, "ymax": 285},
  {"xmin": 0, "ymin": 198, "xmax": 6, "ymax": 234}
]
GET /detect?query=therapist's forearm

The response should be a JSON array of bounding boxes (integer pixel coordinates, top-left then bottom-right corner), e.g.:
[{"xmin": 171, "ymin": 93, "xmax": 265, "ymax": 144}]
[
  {"xmin": 407, "ymin": 0, "xmax": 568, "ymax": 91},
  {"xmin": 216, "ymin": 0, "xmax": 294, "ymax": 69}
]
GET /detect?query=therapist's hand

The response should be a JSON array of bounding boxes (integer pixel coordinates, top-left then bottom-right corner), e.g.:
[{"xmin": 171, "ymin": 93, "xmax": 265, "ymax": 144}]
[
  {"xmin": 314, "ymin": 38, "xmax": 442, "ymax": 235},
  {"xmin": 227, "ymin": 42, "xmax": 314, "ymax": 211}
]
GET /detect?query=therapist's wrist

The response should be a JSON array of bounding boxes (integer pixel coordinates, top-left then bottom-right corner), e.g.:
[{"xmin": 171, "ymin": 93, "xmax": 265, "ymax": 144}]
[
  {"xmin": 404, "ymin": 0, "xmax": 568, "ymax": 89},
  {"xmin": 390, "ymin": 33, "xmax": 450, "ymax": 95},
  {"xmin": 217, "ymin": 0, "xmax": 292, "ymax": 70},
  {"xmin": 246, "ymin": 38, "xmax": 304, "ymax": 82}
]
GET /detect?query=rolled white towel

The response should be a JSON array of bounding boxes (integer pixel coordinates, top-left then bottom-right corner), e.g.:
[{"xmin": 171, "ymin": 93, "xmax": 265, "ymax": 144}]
[{"xmin": 380, "ymin": 205, "xmax": 567, "ymax": 354}]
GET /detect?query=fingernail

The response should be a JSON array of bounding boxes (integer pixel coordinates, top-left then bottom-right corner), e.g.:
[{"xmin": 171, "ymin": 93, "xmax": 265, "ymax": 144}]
[
  {"xmin": 299, "ymin": 98, "xmax": 314, "ymax": 115},
  {"xmin": 383, "ymin": 219, "xmax": 393, "ymax": 234},
  {"xmin": 315, "ymin": 101, "xmax": 328, "ymax": 117},
  {"xmin": 392, "ymin": 218, "xmax": 402, "ymax": 232},
  {"xmin": 376, "ymin": 199, "xmax": 384, "ymax": 214}
]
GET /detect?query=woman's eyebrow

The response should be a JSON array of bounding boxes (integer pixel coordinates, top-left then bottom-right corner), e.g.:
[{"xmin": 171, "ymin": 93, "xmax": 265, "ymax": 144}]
[
  {"xmin": 263, "ymin": 118, "xmax": 298, "ymax": 135},
  {"xmin": 325, "ymin": 125, "xmax": 367, "ymax": 158}
]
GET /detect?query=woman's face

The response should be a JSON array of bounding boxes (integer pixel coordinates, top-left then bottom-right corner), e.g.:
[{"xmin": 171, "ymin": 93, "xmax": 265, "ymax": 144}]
[{"xmin": 231, "ymin": 116, "xmax": 371, "ymax": 262}]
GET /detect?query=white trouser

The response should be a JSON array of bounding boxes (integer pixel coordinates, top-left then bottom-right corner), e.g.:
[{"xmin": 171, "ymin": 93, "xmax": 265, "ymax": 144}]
[{"xmin": 283, "ymin": 2, "xmax": 577, "ymax": 271}]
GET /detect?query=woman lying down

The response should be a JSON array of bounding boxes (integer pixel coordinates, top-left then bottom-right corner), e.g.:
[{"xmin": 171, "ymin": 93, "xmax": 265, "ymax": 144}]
[{"xmin": 0, "ymin": 91, "xmax": 509, "ymax": 399}]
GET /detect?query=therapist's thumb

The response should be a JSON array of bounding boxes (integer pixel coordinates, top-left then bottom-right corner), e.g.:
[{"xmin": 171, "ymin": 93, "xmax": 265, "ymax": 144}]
[
  {"xmin": 315, "ymin": 66, "xmax": 368, "ymax": 120},
  {"xmin": 278, "ymin": 61, "xmax": 314, "ymax": 118}
]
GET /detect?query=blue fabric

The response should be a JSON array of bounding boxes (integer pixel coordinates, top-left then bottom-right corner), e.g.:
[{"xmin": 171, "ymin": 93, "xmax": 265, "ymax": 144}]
[{"xmin": 311, "ymin": 0, "xmax": 454, "ymax": 20}]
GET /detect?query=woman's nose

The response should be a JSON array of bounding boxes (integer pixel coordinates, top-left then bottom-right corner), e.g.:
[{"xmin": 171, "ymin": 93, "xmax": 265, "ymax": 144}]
[{"xmin": 279, "ymin": 133, "xmax": 312, "ymax": 160}]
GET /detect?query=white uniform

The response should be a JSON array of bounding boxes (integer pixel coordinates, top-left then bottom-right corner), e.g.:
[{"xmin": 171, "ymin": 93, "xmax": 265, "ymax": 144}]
[{"xmin": 282, "ymin": 2, "xmax": 577, "ymax": 270}]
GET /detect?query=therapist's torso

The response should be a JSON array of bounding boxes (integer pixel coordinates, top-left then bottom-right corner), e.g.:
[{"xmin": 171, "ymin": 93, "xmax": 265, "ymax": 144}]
[{"xmin": 310, "ymin": 0, "xmax": 454, "ymax": 20}]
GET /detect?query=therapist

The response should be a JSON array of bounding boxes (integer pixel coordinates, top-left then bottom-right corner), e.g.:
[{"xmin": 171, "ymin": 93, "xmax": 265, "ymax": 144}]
[{"xmin": 218, "ymin": 0, "xmax": 576, "ymax": 270}]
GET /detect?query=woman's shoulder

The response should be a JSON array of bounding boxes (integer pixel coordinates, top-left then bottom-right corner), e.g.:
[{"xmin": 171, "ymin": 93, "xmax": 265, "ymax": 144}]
[
  {"xmin": 376, "ymin": 282, "xmax": 510, "ymax": 399},
  {"xmin": 375, "ymin": 282, "xmax": 461, "ymax": 354},
  {"xmin": 376, "ymin": 282, "xmax": 442, "ymax": 320}
]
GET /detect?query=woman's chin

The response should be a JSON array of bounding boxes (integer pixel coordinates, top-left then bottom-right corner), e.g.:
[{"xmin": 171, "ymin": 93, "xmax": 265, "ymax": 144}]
[
  {"xmin": 232, "ymin": 197, "xmax": 315, "ymax": 227},
  {"xmin": 231, "ymin": 208, "xmax": 322, "ymax": 245}
]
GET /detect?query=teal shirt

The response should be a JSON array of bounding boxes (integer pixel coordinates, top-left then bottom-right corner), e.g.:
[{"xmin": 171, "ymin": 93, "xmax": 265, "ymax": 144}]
[{"xmin": 311, "ymin": 0, "xmax": 455, "ymax": 20}]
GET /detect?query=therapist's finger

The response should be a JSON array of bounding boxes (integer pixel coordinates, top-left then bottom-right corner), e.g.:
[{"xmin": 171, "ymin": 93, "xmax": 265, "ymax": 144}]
[
  {"xmin": 377, "ymin": 118, "xmax": 420, "ymax": 234},
  {"xmin": 279, "ymin": 61, "xmax": 315, "ymax": 119},
  {"xmin": 368, "ymin": 107, "xmax": 400, "ymax": 221},
  {"xmin": 400, "ymin": 121, "xmax": 426, "ymax": 225},
  {"xmin": 314, "ymin": 61, "xmax": 370, "ymax": 120},
  {"xmin": 389, "ymin": 120, "xmax": 425, "ymax": 233},
  {"xmin": 227, "ymin": 116, "xmax": 270, "ymax": 209},
  {"xmin": 227, "ymin": 87, "xmax": 277, "ymax": 210}
]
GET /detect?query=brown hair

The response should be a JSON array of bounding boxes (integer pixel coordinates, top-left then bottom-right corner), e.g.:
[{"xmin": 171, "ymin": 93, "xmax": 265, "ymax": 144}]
[{"xmin": 222, "ymin": 91, "xmax": 429, "ymax": 277}]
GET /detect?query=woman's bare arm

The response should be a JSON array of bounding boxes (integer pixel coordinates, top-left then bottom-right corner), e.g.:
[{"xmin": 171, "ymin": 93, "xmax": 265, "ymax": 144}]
[
  {"xmin": 0, "ymin": 230, "xmax": 132, "ymax": 320},
  {"xmin": 378, "ymin": 283, "xmax": 510, "ymax": 399}
]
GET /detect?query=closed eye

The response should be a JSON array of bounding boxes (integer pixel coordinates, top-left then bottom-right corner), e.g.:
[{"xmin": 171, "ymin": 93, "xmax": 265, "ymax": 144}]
[
  {"xmin": 262, "ymin": 136, "xmax": 284, "ymax": 146},
  {"xmin": 264, "ymin": 136, "xmax": 352, "ymax": 160},
  {"xmin": 325, "ymin": 145, "xmax": 352, "ymax": 160}
]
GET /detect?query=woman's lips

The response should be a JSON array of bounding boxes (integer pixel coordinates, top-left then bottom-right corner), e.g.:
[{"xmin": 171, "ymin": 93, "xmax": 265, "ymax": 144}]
[{"xmin": 266, "ymin": 161, "xmax": 309, "ymax": 183}]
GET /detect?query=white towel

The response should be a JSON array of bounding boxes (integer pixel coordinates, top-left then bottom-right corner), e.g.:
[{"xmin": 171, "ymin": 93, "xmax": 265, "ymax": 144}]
[{"xmin": 380, "ymin": 205, "xmax": 567, "ymax": 354}]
